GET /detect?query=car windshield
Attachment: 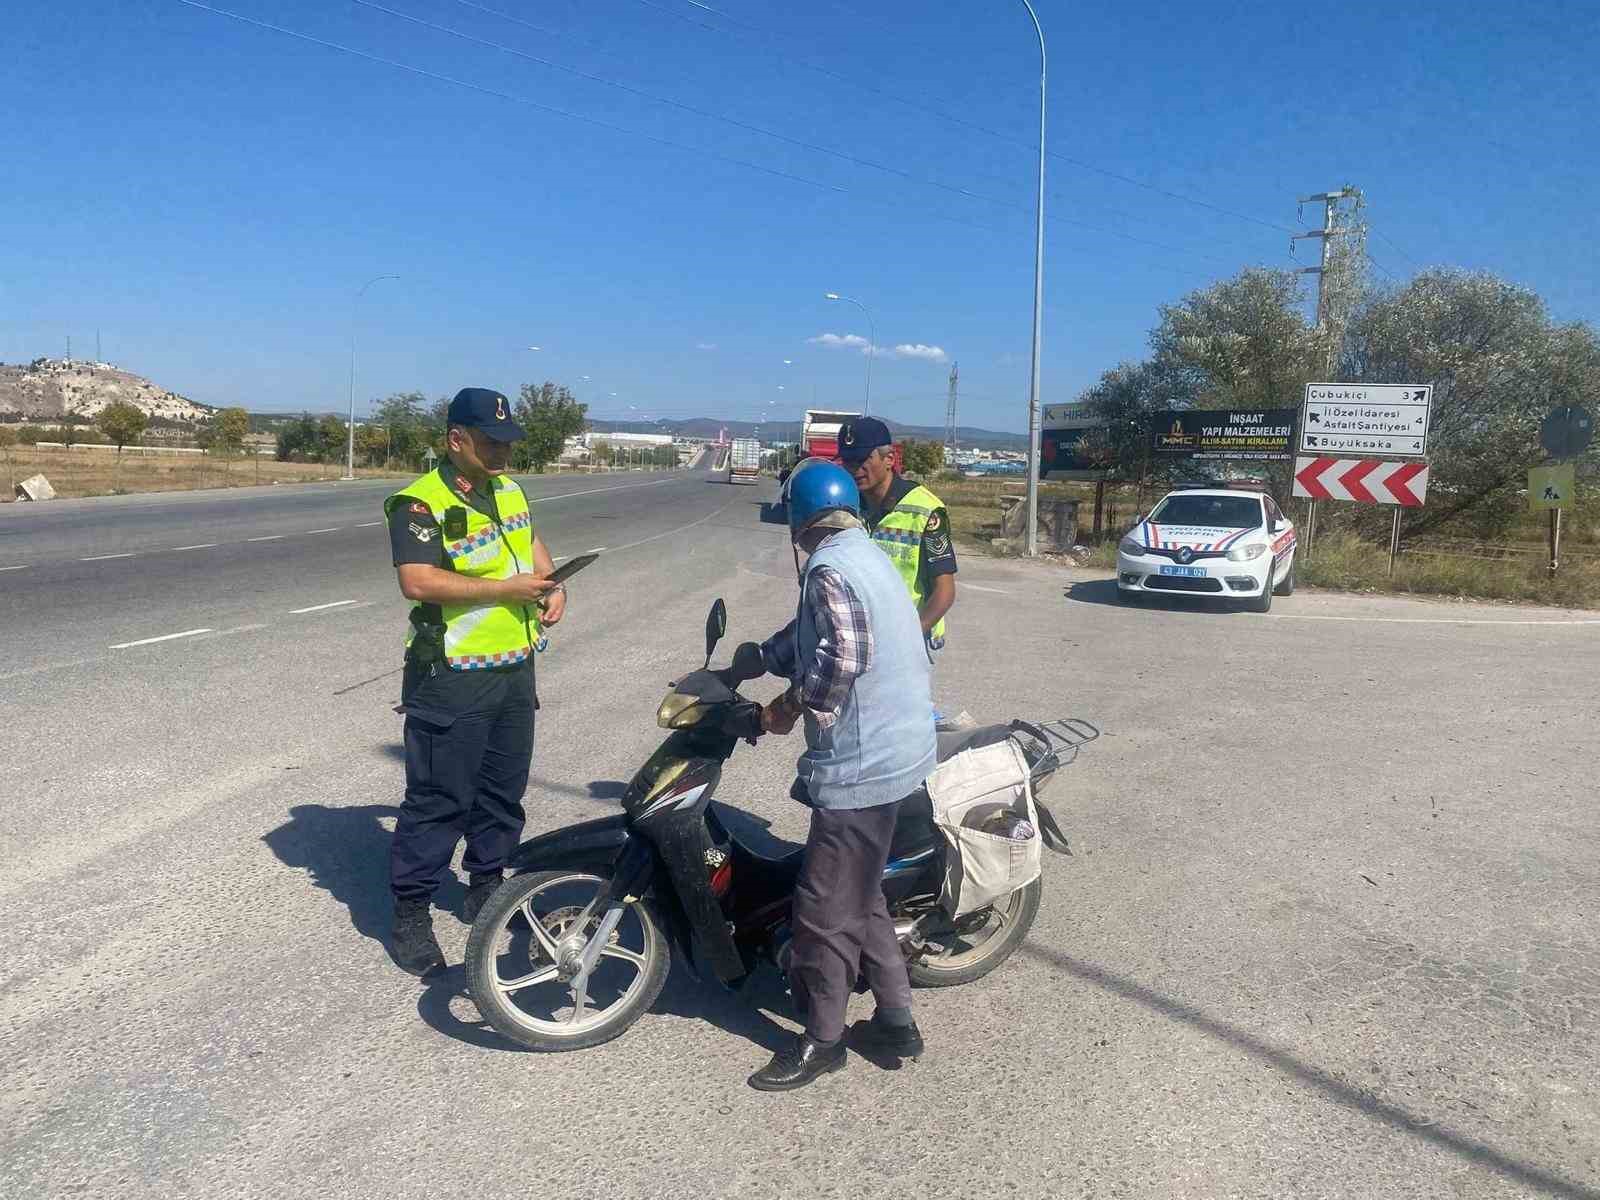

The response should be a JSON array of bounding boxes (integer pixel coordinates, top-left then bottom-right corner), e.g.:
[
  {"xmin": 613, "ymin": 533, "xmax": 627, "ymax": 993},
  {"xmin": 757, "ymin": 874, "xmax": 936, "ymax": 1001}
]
[{"xmin": 1149, "ymin": 494, "xmax": 1262, "ymax": 529}]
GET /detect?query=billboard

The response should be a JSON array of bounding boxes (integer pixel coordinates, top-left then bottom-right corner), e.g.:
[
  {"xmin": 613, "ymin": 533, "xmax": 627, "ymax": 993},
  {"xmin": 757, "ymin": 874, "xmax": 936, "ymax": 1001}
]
[
  {"xmin": 1041, "ymin": 402, "xmax": 1116, "ymax": 481},
  {"xmin": 1150, "ymin": 408, "xmax": 1297, "ymax": 461}
]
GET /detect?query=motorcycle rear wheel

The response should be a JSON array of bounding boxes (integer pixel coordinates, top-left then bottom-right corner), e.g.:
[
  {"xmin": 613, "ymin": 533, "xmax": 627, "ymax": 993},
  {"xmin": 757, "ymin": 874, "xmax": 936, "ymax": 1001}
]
[
  {"xmin": 905, "ymin": 878, "xmax": 1041, "ymax": 988},
  {"xmin": 465, "ymin": 870, "xmax": 671, "ymax": 1052}
]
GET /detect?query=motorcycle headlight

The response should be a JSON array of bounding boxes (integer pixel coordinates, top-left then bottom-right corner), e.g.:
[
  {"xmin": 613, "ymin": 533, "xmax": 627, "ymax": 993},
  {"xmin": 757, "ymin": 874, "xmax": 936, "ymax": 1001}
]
[
  {"xmin": 1118, "ymin": 537, "xmax": 1146, "ymax": 558},
  {"xmin": 1227, "ymin": 542, "xmax": 1268, "ymax": 562},
  {"xmin": 656, "ymin": 693, "xmax": 708, "ymax": 729}
]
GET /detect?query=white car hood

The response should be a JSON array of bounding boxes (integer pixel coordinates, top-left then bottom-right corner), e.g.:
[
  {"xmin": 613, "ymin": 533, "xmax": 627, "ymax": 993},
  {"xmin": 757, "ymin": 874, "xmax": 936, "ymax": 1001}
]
[{"xmin": 1137, "ymin": 521, "xmax": 1257, "ymax": 552}]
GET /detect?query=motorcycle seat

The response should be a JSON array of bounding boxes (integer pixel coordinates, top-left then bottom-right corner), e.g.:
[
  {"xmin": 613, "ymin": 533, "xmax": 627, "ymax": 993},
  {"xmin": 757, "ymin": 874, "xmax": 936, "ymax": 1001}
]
[
  {"xmin": 708, "ymin": 802, "xmax": 805, "ymax": 866},
  {"xmin": 936, "ymin": 723, "xmax": 1013, "ymax": 763}
]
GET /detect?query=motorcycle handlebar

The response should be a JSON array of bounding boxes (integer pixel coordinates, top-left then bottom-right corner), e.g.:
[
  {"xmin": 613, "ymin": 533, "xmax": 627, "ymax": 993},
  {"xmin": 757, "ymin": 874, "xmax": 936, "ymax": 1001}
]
[{"xmin": 729, "ymin": 641, "xmax": 766, "ymax": 683}]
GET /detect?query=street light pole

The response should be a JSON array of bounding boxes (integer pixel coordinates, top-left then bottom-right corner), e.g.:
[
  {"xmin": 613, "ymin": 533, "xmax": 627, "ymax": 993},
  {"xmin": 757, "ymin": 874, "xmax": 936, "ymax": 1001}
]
[
  {"xmin": 346, "ymin": 274, "xmax": 400, "ymax": 481},
  {"xmin": 1019, "ymin": 0, "xmax": 1047, "ymax": 556},
  {"xmin": 825, "ymin": 292, "xmax": 876, "ymax": 415}
]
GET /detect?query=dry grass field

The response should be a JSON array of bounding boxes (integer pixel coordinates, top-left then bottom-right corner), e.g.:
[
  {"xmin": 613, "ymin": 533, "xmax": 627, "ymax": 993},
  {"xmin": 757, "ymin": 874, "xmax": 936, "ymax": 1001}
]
[{"xmin": 0, "ymin": 446, "xmax": 403, "ymax": 501}]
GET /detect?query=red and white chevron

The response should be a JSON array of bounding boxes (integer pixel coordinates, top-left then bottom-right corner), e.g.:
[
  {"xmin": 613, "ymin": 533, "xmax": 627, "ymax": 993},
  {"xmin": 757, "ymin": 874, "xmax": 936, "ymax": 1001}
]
[{"xmin": 1292, "ymin": 456, "xmax": 1429, "ymax": 506}]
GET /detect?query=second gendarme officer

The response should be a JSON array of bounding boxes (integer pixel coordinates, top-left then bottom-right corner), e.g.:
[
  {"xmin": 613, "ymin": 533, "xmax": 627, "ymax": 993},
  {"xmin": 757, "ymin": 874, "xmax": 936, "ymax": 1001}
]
[{"xmin": 383, "ymin": 387, "xmax": 566, "ymax": 976}]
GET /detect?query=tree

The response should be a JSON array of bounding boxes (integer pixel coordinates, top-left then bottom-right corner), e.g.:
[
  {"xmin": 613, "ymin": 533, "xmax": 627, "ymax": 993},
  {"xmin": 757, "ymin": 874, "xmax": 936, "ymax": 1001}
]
[
  {"xmin": 97, "ymin": 401, "xmax": 148, "ymax": 454},
  {"xmin": 317, "ymin": 415, "xmax": 349, "ymax": 465},
  {"xmin": 512, "ymin": 381, "xmax": 588, "ymax": 472},
  {"xmin": 1150, "ymin": 268, "xmax": 1323, "ymax": 411},
  {"xmin": 371, "ymin": 391, "xmax": 431, "ymax": 469},
  {"xmin": 1341, "ymin": 269, "xmax": 1600, "ymax": 537},
  {"xmin": 58, "ymin": 412, "xmax": 85, "ymax": 449},
  {"xmin": 900, "ymin": 438, "xmax": 945, "ymax": 478},
  {"xmin": 15, "ymin": 424, "xmax": 45, "ymax": 445},
  {"xmin": 275, "ymin": 413, "xmax": 322, "ymax": 462}
]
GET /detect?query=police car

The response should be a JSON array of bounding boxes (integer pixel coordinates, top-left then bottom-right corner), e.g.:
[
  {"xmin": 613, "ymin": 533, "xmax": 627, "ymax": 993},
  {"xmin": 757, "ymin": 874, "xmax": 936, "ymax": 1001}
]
[{"xmin": 1116, "ymin": 487, "xmax": 1296, "ymax": 612}]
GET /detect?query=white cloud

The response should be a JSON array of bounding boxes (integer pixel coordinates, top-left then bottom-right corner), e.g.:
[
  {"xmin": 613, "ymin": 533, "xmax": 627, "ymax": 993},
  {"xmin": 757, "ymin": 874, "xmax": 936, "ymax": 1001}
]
[
  {"xmin": 808, "ymin": 332, "xmax": 872, "ymax": 353},
  {"xmin": 892, "ymin": 343, "xmax": 949, "ymax": 364},
  {"xmin": 695, "ymin": 342, "xmax": 718, "ymax": 351}
]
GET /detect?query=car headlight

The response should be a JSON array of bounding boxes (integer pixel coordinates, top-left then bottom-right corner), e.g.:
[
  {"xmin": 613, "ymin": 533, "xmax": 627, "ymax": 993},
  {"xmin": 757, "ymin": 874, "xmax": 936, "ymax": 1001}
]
[
  {"xmin": 1118, "ymin": 537, "xmax": 1145, "ymax": 557},
  {"xmin": 1227, "ymin": 542, "xmax": 1268, "ymax": 562}
]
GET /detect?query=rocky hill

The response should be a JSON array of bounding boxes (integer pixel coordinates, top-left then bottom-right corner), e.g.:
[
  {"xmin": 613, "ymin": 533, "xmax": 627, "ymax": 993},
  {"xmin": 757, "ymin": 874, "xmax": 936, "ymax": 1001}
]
[{"xmin": 0, "ymin": 358, "xmax": 211, "ymax": 424}]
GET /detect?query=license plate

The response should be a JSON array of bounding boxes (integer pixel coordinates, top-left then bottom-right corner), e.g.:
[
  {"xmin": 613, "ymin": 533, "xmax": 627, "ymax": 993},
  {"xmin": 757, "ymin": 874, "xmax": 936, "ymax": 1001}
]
[{"xmin": 1159, "ymin": 565, "xmax": 1207, "ymax": 577}]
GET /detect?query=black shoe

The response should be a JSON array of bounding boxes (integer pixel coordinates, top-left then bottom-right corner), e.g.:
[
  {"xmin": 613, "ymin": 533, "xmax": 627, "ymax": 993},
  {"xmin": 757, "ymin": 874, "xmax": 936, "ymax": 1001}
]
[
  {"xmin": 391, "ymin": 899, "xmax": 445, "ymax": 976},
  {"xmin": 852, "ymin": 1011, "xmax": 925, "ymax": 1059},
  {"xmin": 748, "ymin": 1035, "xmax": 847, "ymax": 1092},
  {"xmin": 462, "ymin": 872, "xmax": 503, "ymax": 924}
]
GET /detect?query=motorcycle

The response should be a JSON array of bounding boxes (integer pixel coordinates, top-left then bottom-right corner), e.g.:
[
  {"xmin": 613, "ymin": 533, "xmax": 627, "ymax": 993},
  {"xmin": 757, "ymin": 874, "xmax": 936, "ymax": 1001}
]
[{"xmin": 464, "ymin": 599, "xmax": 1096, "ymax": 1052}]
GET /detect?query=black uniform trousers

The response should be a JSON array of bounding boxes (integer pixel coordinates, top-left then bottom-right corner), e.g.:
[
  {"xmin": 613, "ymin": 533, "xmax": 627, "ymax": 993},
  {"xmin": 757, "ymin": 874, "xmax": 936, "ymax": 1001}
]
[
  {"xmin": 788, "ymin": 798, "xmax": 915, "ymax": 1044},
  {"xmin": 390, "ymin": 658, "xmax": 536, "ymax": 903}
]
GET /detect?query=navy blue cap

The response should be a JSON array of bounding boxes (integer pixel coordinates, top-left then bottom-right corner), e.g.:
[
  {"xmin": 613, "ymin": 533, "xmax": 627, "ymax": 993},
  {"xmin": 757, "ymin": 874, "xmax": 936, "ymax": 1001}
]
[
  {"xmin": 837, "ymin": 416, "xmax": 892, "ymax": 463},
  {"xmin": 447, "ymin": 387, "xmax": 526, "ymax": 442}
]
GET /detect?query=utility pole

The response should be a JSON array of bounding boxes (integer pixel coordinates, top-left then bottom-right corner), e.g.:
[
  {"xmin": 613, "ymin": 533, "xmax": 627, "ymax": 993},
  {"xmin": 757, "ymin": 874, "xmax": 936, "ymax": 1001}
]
[
  {"xmin": 1291, "ymin": 186, "xmax": 1363, "ymax": 559},
  {"xmin": 66, "ymin": 334, "xmax": 71, "ymax": 362},
  {"xmin": 945, "ymin": 362, "xmax": 959, "ymax": 466}
]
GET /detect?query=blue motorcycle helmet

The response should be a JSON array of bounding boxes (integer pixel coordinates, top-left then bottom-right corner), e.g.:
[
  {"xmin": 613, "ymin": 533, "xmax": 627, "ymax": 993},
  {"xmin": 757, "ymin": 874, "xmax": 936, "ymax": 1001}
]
[{"xmin": 784, "ymin": 458, "xmax": 861, "ymax": 540}]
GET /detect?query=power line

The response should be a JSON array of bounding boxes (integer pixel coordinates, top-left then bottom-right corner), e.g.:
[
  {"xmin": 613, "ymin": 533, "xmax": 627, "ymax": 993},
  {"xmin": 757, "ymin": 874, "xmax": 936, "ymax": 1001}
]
[
  {"xmin": 1371, "ymin": 228, "xmax": 1421, "ymax": 269},
  {"xmin": 630, "ymin": 0, "xmax": 1299, "ymax": 238}
]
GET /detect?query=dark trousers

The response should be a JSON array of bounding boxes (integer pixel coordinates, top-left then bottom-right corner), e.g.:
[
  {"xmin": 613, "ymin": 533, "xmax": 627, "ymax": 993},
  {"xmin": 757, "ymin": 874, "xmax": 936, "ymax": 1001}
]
[
  {"xmin": 390, "ymin": 662, "xmax": 535, "ymax": 902},
  {"xmin": 789, "ymin": 800, "xmax": 914, "ymax": 1044}
]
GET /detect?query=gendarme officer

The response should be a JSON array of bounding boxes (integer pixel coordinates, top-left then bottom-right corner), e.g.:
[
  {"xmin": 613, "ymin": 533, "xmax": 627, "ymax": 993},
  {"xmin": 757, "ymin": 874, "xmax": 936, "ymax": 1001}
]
[{"xmin": 383, "ymin": 387, "xmax": 566, "ymax": 975}]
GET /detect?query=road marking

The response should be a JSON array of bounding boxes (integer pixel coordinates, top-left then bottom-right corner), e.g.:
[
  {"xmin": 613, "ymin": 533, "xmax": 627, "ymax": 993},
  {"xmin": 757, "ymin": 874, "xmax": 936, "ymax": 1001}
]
[
  {"xmin": 1266, "ymin": 614, "xmax": 1600, "ymax": 627},
  {"xmin": 290, "ymin": 600, "xmax": 359, "ymax": 614},
  {"xmin": 304, "ymin": 527, "xmax": 341, "ymax": 534},
  {"xmin": 963, "ymin": 582, "xmax": 1010, "ymax": 595},
  {"xmin": 246, "ymin": 535, "xmax": 284, "ymax": 542},
  {"xmin": 607, "ymin": 496, "xmax": 742, "ymax": 557},
  {"xmin": 81, "ymin": 553, "xmax": 134, "ymax": 561},
  {"xmin": 0, "ymin": 564, "xmax": 29, "ymax": 572},
  {"xmin": 171, "ymin": 543, "xmax": 218, "ymax": 551},
  {"xmin": 355, "ymin": 521, "xmax": 383, "ymax": 528},
  {"xmin": 527, "ymin": 478, "xmax": 678, "ymax": 504},
  {"xmin": 211, "ymin": 623, "xmax": 269, "ymax": 637},
  {"xmin": 110, "ymin": 628, "xmax": 214, "ymax": 649},
  {"xmin": 585, "ymin": 546, "xmax": 608, "ymax": 554}
]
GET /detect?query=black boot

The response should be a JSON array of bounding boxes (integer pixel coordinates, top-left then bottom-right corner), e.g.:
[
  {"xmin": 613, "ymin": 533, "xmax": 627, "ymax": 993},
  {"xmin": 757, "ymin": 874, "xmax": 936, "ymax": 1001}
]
[
  {"xmin": 852, "ymin": 1010, "xmax": 925, "ymax": 1059},
  {"xmin": 748, "ymin": 1034, "xmax": 847, "ymax": 1092},
  {"xmin": 462, "ymin": 872, "xmax": 503, "ymax": 924},
  {"xmin": 391, "ymin": 898, "xmax": 445, "ymax": 975}
]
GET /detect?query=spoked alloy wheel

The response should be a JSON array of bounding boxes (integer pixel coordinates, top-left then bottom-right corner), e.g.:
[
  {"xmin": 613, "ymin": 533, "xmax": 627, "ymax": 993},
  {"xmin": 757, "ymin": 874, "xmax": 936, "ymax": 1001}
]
[
  {"xmin": 905, "ymin": 878, "xmax": 1042, "ymax": 988},
  {"xmin": 465, "ymin": 870, "xmax": 670, "ymax": 1052}
]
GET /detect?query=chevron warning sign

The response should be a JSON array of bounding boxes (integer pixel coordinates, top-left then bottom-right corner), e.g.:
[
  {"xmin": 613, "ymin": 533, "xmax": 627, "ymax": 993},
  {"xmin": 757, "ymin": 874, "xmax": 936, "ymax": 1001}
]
[{"xmin": 1292, "ymin": 456, "xmax": 1429, "ymax": 506}]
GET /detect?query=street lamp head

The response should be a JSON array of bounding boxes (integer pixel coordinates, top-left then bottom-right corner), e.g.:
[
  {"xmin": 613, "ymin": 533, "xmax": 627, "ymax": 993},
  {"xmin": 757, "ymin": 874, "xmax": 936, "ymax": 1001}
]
[
  {"xmin": 528, "ymin": 345, "xmax": 542, "ymax": 352},
  {"xmin": 824, "ymin": 292, "xmax": 841, "ymax": 301}
]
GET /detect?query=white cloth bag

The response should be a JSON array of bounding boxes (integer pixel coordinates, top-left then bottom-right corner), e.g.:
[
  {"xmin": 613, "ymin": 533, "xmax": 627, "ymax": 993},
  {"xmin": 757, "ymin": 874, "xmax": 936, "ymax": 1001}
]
[{"xmin": 925, "ymin": 736, "xmax": 1043, "ymax": 917}]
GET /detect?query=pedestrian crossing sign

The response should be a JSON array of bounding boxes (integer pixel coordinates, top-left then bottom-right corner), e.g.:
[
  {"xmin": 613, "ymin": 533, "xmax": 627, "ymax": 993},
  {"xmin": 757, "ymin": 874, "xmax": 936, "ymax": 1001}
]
[{"xmin": 1528, "ymin": 462, "xmax": 1574, "ymax": 511}]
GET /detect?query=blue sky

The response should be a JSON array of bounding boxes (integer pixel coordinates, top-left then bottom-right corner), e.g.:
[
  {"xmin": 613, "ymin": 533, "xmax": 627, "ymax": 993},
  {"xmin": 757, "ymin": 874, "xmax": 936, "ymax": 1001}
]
[{"xmin": 4, "ymin": 0, "xmax": 1596, "ymax": 432}]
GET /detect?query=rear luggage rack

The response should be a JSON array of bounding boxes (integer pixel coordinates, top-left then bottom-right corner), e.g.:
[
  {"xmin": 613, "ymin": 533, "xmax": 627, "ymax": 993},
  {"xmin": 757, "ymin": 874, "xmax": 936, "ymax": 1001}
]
[{"xmin": 1011, "ymin": 717, "xmax": 1099, "ymax": 777}]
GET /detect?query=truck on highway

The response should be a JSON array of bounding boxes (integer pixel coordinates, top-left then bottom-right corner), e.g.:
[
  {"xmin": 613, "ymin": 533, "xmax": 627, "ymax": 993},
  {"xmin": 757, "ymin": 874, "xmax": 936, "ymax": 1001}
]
[
  {"xmin": 797, "ymin": 409, "xmax": 903, "ymax": 471},
  {"xmin": 727, "ymin": 437, "xmax": 762, "ymax": 485}
]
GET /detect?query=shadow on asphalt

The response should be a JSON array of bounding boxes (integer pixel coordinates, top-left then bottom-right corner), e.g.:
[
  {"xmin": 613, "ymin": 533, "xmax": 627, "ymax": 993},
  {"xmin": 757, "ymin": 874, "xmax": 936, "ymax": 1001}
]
[
  {"xmin": 260, "ymin": 803, "xmax": 459, "ymax": 971},
  {"xmin": 1064, "ymin": 578, "xmax": 1245, "ymax": 615},
  {"xmin": 526, "ymin": 774, "xmax": 631, "ymax": 805},
  {"xmin": 1019, "ymin": 941, "xmax": 1598, "ymax": 1200}
]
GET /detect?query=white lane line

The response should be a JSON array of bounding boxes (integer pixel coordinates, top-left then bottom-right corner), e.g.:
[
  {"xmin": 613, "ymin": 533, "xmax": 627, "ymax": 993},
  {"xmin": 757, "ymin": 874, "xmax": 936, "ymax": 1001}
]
[
  {"xmin": 81, "ymin": 553, "xmax": 134, "ymax": 561},
  {"xmin": 211, "ymin": 623, "xmax": 269, "ymax": 637},
  {"xmin": 110, "ymin": 628, "xmax": 214, "ymax": 649},
  {"xmin": 585, "ymin": 546, "xmax": 608, "ymax": 554},
  {"xmin": 247, "ymin": 535, "xmax": 284, "ymax": 542},
  {"xmin": 604, "ymin": 496, "xmax": 742, "ymax": 557},
  {"xmin": 171, "ymin": 543, "xmax": 218, "ymax": 551},
  {"xmin": 290, "ymin": 600, "xmax": 359, "ymax": 614},
  {"xmin": 963, "ymin": 582, "xmax": 1010, "ymax": 595},
  {"xmin": 355, "ymin": 521, "xmax": 383, "ymax": 528},
  {"xmin": 0, "ymin": 564, "xmax": 29, "ymax": 572},
  {"xmin": 526, "ymin": 478, "xmax": 678, "ymax": 504},
  {"xmin": 304, "ymin": 527, "xmax": 341, "ymax": 534},
  {"xmin": 1266, "ymin": 613, "xmax": 1600, "ymax": 627}
]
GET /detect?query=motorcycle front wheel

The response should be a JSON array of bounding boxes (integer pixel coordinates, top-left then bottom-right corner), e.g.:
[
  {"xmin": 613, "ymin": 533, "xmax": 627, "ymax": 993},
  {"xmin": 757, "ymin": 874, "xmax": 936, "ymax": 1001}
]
[
  {"xmin": 905, "ymin": 877, "xmax": 1042, "ymax": 988},
  {"xmin": 465, "ymin": 869, "xmax": 671, "ymax": 1052}
]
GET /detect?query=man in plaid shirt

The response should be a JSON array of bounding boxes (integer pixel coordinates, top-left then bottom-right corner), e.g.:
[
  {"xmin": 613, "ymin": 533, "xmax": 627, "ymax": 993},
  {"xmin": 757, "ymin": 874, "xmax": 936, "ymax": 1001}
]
[{"xmin": 749, "ymin": 461, "xmax": 938, "ymax": 1092}]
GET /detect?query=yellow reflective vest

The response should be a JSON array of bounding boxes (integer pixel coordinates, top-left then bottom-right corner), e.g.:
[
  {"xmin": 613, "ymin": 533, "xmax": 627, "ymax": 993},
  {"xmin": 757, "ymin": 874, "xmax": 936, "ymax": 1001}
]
[
  {"xmin": 385, "ymin": 469, "xmax": 540, "ymax": 670},
  {"xmin": 869, "ymin": 482, "xmax": 946, "ymax": 641}
]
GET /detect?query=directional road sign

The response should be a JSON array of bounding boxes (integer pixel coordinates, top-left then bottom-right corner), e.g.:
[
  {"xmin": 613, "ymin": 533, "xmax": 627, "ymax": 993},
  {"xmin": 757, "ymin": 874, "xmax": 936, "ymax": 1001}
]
[
  {"xmin": 1301, "ymin": 383, "xmax": 1431, "ymax": 458},
  {"xmin": 1293, "ymin": 456, "xmax": 1430, "ymax": 507},
  {"xmin": 1528, "ymin": 462, "xmax": 1575, "ymax": 511}
]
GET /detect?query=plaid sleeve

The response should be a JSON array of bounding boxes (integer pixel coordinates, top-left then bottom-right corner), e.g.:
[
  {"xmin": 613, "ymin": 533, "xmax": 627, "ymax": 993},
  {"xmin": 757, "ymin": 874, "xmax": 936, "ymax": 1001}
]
[{"xmin": 798, "ymin": 566, "xmax": 872, "ymax": 720}]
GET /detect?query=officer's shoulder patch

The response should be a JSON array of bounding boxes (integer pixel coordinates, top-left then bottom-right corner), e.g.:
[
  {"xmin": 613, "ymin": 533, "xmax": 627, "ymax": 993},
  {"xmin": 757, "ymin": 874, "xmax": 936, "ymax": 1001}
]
[
  {"xmin": 927, "ymin": 533, "xmax": 951, "ymax": 556},
  {"xmin": 408, "ymin": 501, "xmax": 431, "ymax": 516},
  {"xmin": 925, "ymin": 509, "xmax": 943, "ymax": 532},
  {"xmin": 408, "ymin": 522, "xmax": 438, "ymax": 543}
]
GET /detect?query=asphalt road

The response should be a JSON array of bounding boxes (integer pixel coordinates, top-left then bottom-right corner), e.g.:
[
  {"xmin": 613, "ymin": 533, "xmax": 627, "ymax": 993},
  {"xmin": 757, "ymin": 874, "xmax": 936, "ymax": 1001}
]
[{"xmin": 3, "ymin": 472, "xmax": 1598, "ymax": 1200}]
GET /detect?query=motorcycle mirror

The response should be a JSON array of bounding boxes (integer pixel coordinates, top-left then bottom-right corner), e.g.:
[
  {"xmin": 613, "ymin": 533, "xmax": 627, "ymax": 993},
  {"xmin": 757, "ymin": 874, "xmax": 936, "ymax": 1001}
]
[{"xmin": 704, "ymin": 598, "xmax": 727, "ymax": 667}]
